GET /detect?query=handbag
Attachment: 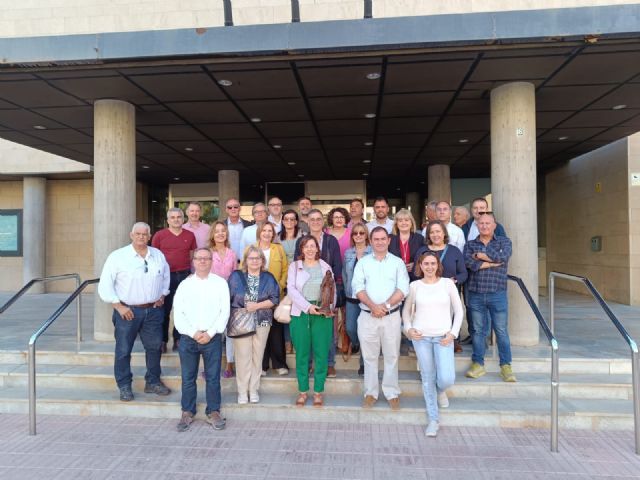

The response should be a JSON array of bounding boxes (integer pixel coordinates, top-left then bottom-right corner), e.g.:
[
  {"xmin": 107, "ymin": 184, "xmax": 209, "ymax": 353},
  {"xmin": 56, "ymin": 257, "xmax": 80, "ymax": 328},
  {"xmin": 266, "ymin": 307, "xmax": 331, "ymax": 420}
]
[
  {"xmin": 274, "ymin": 295, "xmax": 292, "ymax": 323},
  {"xmin": 227, "ymin": 308, "xmax": 256, "ymax": 338}
]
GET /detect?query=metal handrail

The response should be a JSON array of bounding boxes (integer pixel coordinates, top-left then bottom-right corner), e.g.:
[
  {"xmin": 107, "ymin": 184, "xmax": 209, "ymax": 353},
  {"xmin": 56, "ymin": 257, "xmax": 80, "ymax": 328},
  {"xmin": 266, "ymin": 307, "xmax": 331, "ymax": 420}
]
[
  {"xmin": 549, "ymin": 271, "xmax": 640, "ymax": 455},
  {"xmin": 28, "ymin": 278, "xmax": 99, "ymax": 436},
  {"xmin": 508, "ymin": 274, "xmax": 560, "ymax": 453}
]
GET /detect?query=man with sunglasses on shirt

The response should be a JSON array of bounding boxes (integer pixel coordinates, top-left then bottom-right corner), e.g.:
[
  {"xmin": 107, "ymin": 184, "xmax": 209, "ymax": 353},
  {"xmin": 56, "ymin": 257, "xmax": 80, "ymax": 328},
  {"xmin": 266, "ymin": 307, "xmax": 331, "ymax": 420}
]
[
  {"xmin": 98, "ymin": 222, "xmax": 171, "ymax": 402},
  {"xmin": 224, "ymin": 197, "xmax": 252, "ymax": 262}
]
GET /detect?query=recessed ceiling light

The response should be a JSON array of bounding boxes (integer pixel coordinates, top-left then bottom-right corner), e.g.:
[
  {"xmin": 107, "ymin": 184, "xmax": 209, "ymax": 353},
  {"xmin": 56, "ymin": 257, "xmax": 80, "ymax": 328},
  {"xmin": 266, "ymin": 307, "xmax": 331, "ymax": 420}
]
[
  {"xmin": 364, "ymin": 141, "xmax": 373, "ymax": 146},
  {"xmin": 396, "ymin": 187, "xmax": 401, "ymax": 191},
  {"xmin": 363, "ymin": 159, "xmax": 371, "ymax": 164},
  {"xmin": 287, "ymin": 161, "xmax": 296, "ymax": 165},
  {"xmin": 217, "ymin": 79, "xmax": 233, "ymax": 87},
  {"xmin": 558, "ymin": 136, "xmax": 569, "ymax": 141},
  {"xmin": 366, "ymin": 72, "xmax": 381, "ymax": 80},
  {"xmin": 362, "ymin": 173, "xmax": 369, "ymax": 176},
  {"xmin": 33, "ymin": 125, "xmax": 47, "ymax": 130},
  {"xmin": 250, "ymin": 117, "xmax": 261, "ymax": 123},
  {"xmin": 459, "ymin": 138, "xmax": 469, "ymax": 144},
  {"xmin": 151, "ymin": 200, "xmax": 158, "ymax": 203},
  {"xmin": 420, "ymin": 181, "xmax": 425, "ymax": 184},
  {"xmin": 173, "ymin": 177, "xmax": 180, "ymax": 181},
  {"xmin": 142, "ymin": 165, "xmax": 150, "ymax": 169},
  {"xmin": 364, "ymin": 113, "xmax": 376, "ymax": 119},
  {"xmin": 612, "ymin": 104, "xmax": 627, "ymax": 110},
  {"xmin": 184, "ymin": 147, "xmax": 193, "ymax": 152},
  {"xmin": 298, "ymin": 174, "xmax": 304, "ymax": 178},
  {"xmin": 273, "ymin": 144, "xmax": 282, "ymax": 149}
]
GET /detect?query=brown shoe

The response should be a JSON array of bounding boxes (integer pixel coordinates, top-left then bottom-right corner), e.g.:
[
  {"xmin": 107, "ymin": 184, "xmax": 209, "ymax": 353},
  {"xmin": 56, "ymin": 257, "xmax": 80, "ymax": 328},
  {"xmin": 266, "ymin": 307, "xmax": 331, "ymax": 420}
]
[
  {"xmin": 313, "ymin": 393, "xmax": 323, "ymax": 407},
  {"xmin": 160, "ymin": 342, "xmax": 167, "ymax": 354},
  {"xmin": 295, "ymin": 392, "xmax": 308, "ymax": 407},
  {"xmin": 327, "ymin": 366, "xmax": 337, "ymax": 378},
  {"xmin": 388, "ymin": 397, "xmax": 400, "ymax": 411},
  {"xmin": 454, "ymin": 341, "xmax": 463, "ymax": 353},
  {"xmin": 362, "ymin": 395, "xmax": 376, "ymax": 409},
  {"xmin": 285, "ymin": 341, "xmax": 293, "ymax": 354}
]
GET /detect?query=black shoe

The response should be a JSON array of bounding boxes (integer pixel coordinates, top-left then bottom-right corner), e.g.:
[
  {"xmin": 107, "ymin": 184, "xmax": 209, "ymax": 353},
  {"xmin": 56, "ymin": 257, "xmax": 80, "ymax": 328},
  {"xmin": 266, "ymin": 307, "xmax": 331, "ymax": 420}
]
[
  {"xmin": 351, "ymin": 345, "xmax": 360, "ymax": 355},
  {"xmin": 144, "ymin": 381, "xmax": 171, "ymax": 396},
  {"xmin": 119, "ymin": 386, "xmax": 134, "ymax": 402},
  {"xmin": 172, "ymin": 338, "xmax": 180, "ymax": 352},
  {"xmin": 358, "ymin": 365, "xmax": 364, "ymax": 377}
]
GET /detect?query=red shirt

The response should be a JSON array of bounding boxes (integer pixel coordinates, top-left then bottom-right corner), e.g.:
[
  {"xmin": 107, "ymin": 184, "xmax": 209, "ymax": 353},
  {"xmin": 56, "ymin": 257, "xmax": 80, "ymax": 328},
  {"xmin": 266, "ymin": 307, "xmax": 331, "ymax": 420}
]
[{"xmin": 151, "ymin": 228, "xmax": 196, "ymax": 272}]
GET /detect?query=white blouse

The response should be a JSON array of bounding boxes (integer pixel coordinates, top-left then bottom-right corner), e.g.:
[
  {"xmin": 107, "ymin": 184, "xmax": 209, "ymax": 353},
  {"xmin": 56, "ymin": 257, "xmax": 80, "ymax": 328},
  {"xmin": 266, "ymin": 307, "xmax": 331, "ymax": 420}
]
[{"xmin": 402, "ymin": 278, "xmax": 463, "ymax": 338}]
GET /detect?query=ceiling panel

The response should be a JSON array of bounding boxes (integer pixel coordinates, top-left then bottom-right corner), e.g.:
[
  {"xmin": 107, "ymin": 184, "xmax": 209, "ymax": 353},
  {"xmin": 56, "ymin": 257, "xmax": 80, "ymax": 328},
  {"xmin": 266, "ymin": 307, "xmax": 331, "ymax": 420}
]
[
  {"xmin": 51, "ymin": 77, "xmax": 152, "ymax": 104},
  {"xmin": 0, "ymin": 81, "xmax": 86, "ymax": 108},
  {"xmin": 547, "ymin": 51, "xmax": 640, "ymax": 86},
  {"xmin": 310, "ymin": 95, "xmax": 377, "ymax": 120},
  {"xmin": 471, "ymin": 55, "xmax": 566, "ymax": 82},
  {"xmin": 384, "ymin": 60, "xmax": 472, "ymax": 93},
  {"xmin": 237, "ymin": 98, "xmax": 308, "ymax": 122},
  {"xmin": 128, "ymin": 73, "xmax": 225, "ymax": 102},
  {"xmin": 381, "ymin": 92, "xmax": 452, "ymax": 117},
  {"xmin": 167, "ymin": 101, "xmax": 245, "ymax": 124},
  {"xmin": 299, "ymin": 65, "xmax": 381, "ymax": 96},
  {"xmin": 212, "ymin": 69, "xmax": 301, "ymax": 99}
]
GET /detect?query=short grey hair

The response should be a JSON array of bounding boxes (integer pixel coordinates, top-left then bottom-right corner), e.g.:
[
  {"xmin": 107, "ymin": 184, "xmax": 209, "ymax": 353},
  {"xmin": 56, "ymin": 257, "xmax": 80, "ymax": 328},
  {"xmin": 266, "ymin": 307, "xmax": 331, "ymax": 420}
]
[
  {"xmin": 130, "ymin": 222, "xmax": 151, "ymax": 234},
  {"xmin": 252, "ymin": 202, "xmax": 267, "ymax": 215},
  {"xmin": 167, "ymin": 207, "xmax": 184, "ymax": 219}
]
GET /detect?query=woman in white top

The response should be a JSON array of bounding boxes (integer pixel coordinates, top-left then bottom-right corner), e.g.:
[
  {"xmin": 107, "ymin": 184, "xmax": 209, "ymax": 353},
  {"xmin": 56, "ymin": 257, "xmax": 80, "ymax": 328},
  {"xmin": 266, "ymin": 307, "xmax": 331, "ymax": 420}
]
[{"xmin": 402, "ymin": 251, "xmax": 463, "ymax": 438}]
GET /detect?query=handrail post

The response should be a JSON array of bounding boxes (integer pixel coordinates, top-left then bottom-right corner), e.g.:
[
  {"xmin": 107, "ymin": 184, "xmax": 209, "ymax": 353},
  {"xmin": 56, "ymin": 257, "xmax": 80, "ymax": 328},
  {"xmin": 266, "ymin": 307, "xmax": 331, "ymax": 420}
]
[
  {"xmin": 551, "ymin": 342, "xmax": 559, "ymax": 452},
  {"xmin": 76, "ymin": 275, "xmax": 82, "ymax": 344},
  {"xmin": 632, "ymin": 348, "xmax": 640, "ymax": 455},
  {"xmin": 549, "ymin": 273, "xmax": 555, "ymax": 334},
  {"xmin": 28, "ymin": 340, "xmax": 36, "ymax": 435}
]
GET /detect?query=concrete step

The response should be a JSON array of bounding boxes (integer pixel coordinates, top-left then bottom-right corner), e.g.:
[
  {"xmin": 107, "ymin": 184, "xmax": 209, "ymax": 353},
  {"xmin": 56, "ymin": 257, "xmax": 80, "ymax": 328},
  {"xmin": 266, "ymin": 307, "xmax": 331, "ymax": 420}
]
[
  {"xmin": 0, "ymin": 350, "xmax": 633, "ymax": 374},
  {"xmin": 0, "ymin": 385, "xmax": 633, "ymax": 431},
  {"xmin": 0, "ymin": 364, "xmax": 634, "ymax": 400}
]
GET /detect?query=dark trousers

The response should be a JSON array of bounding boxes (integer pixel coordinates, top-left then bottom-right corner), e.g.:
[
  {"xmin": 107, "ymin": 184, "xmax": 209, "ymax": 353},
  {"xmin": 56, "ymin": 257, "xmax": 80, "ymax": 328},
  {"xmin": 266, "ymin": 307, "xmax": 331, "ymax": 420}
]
[
  {"xmin": 163, "ymin": 270, "xmax": 190, "ymax": 343},
  {"xmin": 262, "ymin": 320, "xmax": 288, "ymax": 371},
  {"xmin": 179, "ymin": 333, "xmax": 223, "ymax": 415},
  {"xmin": 113, "ymin": 305, "xmax": 163, "ymax": 388}
]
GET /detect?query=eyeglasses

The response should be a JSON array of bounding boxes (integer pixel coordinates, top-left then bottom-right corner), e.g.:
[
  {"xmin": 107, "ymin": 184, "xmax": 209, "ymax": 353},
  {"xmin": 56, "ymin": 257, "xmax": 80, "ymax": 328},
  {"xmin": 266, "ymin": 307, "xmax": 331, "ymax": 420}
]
[
  {"xmin": 226, "ymin": 205, "xmax": 240, "ymax": 209},
  {"xmin": 478, "ymin": 211, "xmax": 494, "ymax": 215},
  {"xmin": 283, "ymin": 217, "xmax": 297, "ymax": 222},
  {"xmin": 246, "ymin": 256, "xmax": 262, "ymax": 261},
  {"xmin": 309, "ymin": 217, "xmax": 323, "ymax": 222},
  {"xmin": 143, "ymin": 259, "xmax": 148, "ymax": 273},
  {"xmin": 268, "ymin": 202, "xmax": 282, "ymax": 207},
  {"xmin": 352, "ymin": 231, "xmax": 367, "ymax": 236},
  {"xmin": 333, "ymin": 215, "xmax": 345, "ymax": 220},
  {"xmin": 194, "ymin": 256, "xmax": 212, "ymax": 262},
  {"xmin": 253, "ymin": 210, "xmax": 267, "ymax": 215}
]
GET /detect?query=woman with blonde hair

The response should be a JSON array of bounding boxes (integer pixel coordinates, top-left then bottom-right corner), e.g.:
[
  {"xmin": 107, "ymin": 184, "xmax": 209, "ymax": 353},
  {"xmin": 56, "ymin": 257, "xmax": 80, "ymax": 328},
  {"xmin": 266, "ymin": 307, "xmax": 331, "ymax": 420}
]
[
  {"xmin": 207, "ymin": 221, "xmax": 237, "ymax": 378},
  {"xmin": 228, "ymin": 246, "xmax": 279, "ymax": 404},
  {"xmin": 389, "ymin": 208, "xmax": 424, "ymax": 281}
]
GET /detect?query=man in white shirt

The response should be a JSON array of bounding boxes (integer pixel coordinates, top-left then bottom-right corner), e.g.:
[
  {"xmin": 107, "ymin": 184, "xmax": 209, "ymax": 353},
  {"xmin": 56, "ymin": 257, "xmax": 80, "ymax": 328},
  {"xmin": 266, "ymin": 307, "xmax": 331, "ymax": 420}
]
[
  {"xmin": 267, "ymin": 196, "xmax": 283, "ymax": 234},
  {"xmin": 98, "ymin": 222, "xmax": 171, "ymax": 402},
  {"xmin": 182, "ymin": 202, "xmax": 210, "ymax": 248},
  {"xmin": 241, "ymin": 203, "xmax": 268, "ymax": 253},
  {"xmin": 224, "ymin": 197, "xmax": 251, "ymax": 261},
  {"xmin": 366, "ymin": 196, "xmax": 394, "ymax": 234},
  {"xmin": 352, "ymin": 226, "xmax": 410, "ymax": 410},
  {"xmin": 424, "ymin": 201, "xmax": 465, "ymax": 253},
  {"xmin": 173, "ymin": 247, "xmax": 230, "ymax": 432}
]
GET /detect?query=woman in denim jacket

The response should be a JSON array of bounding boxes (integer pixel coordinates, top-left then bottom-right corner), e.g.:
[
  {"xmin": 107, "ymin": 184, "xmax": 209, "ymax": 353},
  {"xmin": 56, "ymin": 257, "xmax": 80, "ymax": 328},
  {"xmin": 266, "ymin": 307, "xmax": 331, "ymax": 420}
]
[{"xmin": 228, "ymin": 246, "xmax": 280, "ymax": 405}]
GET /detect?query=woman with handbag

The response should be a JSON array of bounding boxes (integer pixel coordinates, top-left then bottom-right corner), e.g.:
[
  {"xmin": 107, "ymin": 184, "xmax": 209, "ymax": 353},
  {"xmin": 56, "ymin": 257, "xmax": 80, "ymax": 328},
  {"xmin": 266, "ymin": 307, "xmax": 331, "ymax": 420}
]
[
  {"xmin": 402, "ymin": 251, "xmax": 463, "ymax": 438},
  {"xmin": 244, "ymin": 221, "xmax": 289, "ymax": 376},
  {"xmin": 207, "ymin": 221, "xmax": 238, "ymax": 379},
  {"xmin": 287, "ymin": 236, "xmax": 336, "ymax": 407},
  {"xmin": 228, "ymin": 246, "xmax": 280, "ymax": 404}
]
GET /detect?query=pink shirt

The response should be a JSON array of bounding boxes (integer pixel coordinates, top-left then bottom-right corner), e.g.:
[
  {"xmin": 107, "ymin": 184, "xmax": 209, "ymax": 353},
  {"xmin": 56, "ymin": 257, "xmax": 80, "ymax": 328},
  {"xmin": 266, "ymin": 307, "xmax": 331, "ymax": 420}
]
[
  {"xmin": 183, "ymin": 221, "xmax": 211, "ymax": 249},
  {"xmin": 326, "ymin": 227, "xmax": 351, "ymax": 261},
  {"xmin": 210, "ymin": 247, "xmax": 237, "ymax": 280}
]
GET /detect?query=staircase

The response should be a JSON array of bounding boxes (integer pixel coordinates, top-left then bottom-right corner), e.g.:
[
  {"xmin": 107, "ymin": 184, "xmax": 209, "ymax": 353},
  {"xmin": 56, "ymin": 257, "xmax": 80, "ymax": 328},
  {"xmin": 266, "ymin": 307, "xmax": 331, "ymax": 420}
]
[{"xmin": 0, "ymin": 349, "xmax": 634, "ymax": 430}]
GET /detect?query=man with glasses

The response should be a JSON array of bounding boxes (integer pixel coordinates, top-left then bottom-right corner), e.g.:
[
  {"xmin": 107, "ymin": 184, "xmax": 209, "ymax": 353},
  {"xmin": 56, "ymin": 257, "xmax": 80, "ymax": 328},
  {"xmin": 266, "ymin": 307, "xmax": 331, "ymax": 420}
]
[
  {"xmin": 98, "ymin": 222, "xmax": 171, "ymax": 402},
  {"xmin": 224, "ymin": 198, "xmax": 251, "ymax": 261},
  {"xmin": 152, "ymin": 208, "xmax": 197, "ymax": 353},
  {"xmin": 267, "ymin": 196, "xmax": 284, "ymax": 234},
  {"xmin": 173, "ymin": 248, "xmax": 230, "ymax": 432},
  {"xmin": 241, "ymin": 203, "xmax": 268, "ymax": 252},
  {"xmin": 182, "ymin": 202, "xmax": 210, "ymax": 249}
]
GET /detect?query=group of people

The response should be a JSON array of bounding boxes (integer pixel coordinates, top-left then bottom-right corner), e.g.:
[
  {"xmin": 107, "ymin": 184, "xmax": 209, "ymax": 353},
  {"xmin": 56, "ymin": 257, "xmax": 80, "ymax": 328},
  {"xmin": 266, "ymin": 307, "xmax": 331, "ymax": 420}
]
[{"xmin": 97, "ymin": 194, "xmax": 514, "ymax": 437}]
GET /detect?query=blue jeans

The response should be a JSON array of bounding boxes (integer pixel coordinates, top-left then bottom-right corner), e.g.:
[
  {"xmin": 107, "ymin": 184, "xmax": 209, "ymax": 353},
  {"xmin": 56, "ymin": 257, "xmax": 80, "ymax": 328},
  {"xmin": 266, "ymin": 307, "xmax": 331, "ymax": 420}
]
[
  {"xmin": 346, "ymin": 300, "xmax": 364, "ymax": 367},
  {"xmin": 467, "ymin": 290, "xmax": 512, "ymax": 366},
  {"xmin": 412, "ymin": 336, "xmax": 455, "ymax": 422},
  {"xmin": 112, "ymin": 305, "xmax": 163, "ymax": 388},
  {"xmin": 178, "ymin": 334, "xmax": 223, "ymax": 415},
  {"xmin": 163, "ymin": 270, "xmax": 190, "ymax": 343}
]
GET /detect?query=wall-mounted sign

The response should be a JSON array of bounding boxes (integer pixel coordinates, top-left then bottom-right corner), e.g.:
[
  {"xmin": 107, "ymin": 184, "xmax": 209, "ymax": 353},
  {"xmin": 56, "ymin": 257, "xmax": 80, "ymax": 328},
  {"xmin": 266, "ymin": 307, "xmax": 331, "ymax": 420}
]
[
  {"xmin": 0, "ymin": 210, "xmax": 23, "ymax": 257},
  {"xmin": 631, "ymin": 173, "xmax": 640, "ymax": 187}
]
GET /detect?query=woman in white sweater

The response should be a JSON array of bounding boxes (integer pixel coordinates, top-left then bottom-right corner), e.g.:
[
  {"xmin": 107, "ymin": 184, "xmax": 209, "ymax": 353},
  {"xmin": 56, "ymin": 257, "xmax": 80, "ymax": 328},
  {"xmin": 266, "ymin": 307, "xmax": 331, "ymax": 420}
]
[{"xmin": 402, "ymin": 251, "xmax": 463, "ymax": 437}]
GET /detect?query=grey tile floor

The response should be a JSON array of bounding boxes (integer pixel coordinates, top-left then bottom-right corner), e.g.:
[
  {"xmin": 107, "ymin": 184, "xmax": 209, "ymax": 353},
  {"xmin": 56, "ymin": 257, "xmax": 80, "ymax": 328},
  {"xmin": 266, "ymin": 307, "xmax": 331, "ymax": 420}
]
[{"xmin": 0, "ymin": 413, "xmax": 638, "ymax": 479}]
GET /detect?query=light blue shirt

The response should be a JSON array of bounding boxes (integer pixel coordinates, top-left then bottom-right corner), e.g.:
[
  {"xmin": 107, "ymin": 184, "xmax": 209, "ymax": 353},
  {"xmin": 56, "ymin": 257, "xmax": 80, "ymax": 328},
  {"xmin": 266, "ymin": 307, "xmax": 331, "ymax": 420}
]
[
  {"xmin": 227, "ymin": 219, "xmax": 245, "ymax": 261},
  {"xmin": 351, "ymin": 251, "xmax": 409, "ymax": 309}
]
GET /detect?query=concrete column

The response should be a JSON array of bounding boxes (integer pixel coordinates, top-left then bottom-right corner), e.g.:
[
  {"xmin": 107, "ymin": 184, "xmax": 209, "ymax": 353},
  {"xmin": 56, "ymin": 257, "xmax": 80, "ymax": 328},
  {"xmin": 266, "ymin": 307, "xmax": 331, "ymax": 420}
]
[
  {"xmin": 22, "ymin": 177, "xmax": 46, "ymax": 294},
  {"xmin": 491, "ymin": 82, "xmax": 539, "ymax": 346},
  {"xmin": 218, "ymin": 170, "xmax": 239, "ymax": 220},
  {"xmin": 93, "ymin": 100, "xmax": 136, "ymax": 341},
  {"xmin": 405, "ymin": 192, "xmax": 422, "ymax": 226},
  {"xmin": 427, "ymin": 165, "xmax": 451, "ymax": 204}
]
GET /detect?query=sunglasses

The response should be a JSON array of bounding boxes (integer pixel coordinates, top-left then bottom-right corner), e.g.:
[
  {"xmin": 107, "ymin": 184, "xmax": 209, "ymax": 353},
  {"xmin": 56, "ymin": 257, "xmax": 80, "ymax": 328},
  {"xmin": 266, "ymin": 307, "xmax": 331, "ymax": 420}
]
[
  {"xmin": 352, "ymin": 231, "xmax": 367, "ymax": 236},
  {"xmin": 226, "ymin": 205, "xmax": 240, "ymax": 209}
]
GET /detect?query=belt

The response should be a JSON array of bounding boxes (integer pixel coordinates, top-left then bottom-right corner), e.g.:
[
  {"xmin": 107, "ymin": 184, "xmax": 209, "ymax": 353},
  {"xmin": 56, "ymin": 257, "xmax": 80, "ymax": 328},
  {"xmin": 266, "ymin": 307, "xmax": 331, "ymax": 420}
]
[
  {"xmin": 362, "ymin": 305, "xmax": 401, "ymax": 315},
  {"xmin": 122, "ymin": 302, "xmax": 155, "ymax": 309},
  {"xmin": 346, "ymin": 298, "xmax": 359, "ymax": 304},
  {"xmin": 171, "ymin": 269, "xmax": 190, "ymax": 275}
]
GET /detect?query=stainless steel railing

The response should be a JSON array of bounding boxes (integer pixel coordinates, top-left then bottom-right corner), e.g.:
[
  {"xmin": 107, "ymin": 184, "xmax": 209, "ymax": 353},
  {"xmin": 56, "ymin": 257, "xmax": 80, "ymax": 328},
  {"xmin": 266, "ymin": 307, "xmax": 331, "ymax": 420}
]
[
  {"xmin": 549, "ymin": 271, "xmax": 640, "ymax": 455},
  {"xmin": 0, "ymin": 274, "xmax": 83, "ymax": 343},
  {"xmin": 28, "ymin": 278, "xmax": 99, "ymax": 436},
  {"xmin": 508, "ymin": 275, "xmax": 560, "ymax": 453}
]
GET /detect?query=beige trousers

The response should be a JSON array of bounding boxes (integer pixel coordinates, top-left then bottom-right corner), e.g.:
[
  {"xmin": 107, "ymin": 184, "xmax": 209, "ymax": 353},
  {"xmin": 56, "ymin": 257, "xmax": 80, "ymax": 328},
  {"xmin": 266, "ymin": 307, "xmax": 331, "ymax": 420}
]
[
  {"xmin": 234, "ymin": 325, "xmax": 270, "ymax": 397},
  {"xmin": 357, "ymin": 310, "xmax": 402, "ymax": 400}
]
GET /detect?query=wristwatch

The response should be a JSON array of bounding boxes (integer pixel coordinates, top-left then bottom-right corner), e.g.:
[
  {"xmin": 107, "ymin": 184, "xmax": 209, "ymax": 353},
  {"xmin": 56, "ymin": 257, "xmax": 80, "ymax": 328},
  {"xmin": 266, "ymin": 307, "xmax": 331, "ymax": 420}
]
[{"xmin": 385, "ymin": 302, "xmax": 391, "ymax": 312}]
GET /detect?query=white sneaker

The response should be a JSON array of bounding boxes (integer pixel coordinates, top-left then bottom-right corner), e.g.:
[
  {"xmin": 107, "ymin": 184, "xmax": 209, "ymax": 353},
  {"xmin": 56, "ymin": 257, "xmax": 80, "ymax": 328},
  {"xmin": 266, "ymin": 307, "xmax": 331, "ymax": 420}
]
[
  {"xmin": 437, "ymin": 391, "xmax": 449, "ymax": 408},
  {"xmin": 261, "ymin": 370, "xmax": 267, "ymax": 377},
  {"xmin": 249, "ymin": 392, "xmax": 260, "ymax": 403},
  {"xmin": 237, "ymin": 394, "xmax": 248, "ymax": 405},
  {"xmin": 425, "ymin": 421, "xmax": 439, "ymax": 437},
  {"xmin": 277, "ymin": 368, "xmax": 289, "ymax": 376}
]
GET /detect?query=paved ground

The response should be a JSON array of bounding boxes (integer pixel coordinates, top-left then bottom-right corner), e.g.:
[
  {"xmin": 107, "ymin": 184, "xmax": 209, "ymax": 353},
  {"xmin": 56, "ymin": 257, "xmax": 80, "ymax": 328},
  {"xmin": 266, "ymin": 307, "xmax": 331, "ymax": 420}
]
[{"xmin": 0, "ymin": 414, "xmax": 638, "ymax": 479}]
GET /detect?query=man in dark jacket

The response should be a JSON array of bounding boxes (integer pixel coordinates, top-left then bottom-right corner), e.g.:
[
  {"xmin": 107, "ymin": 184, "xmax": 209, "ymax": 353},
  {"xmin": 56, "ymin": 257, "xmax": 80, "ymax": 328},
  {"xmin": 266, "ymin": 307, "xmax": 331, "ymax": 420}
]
[{"xmin": 462, "ymin": 197, "xmax": 507, "ymax": 241}]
